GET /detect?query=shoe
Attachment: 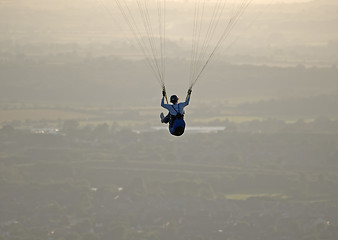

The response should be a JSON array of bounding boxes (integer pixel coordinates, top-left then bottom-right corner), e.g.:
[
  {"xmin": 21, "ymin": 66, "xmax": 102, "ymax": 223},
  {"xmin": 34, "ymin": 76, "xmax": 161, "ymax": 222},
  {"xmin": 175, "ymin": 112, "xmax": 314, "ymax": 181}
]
[{"xmin": 160, "ymin": 112, "xmax": 165, "ymax": 123}]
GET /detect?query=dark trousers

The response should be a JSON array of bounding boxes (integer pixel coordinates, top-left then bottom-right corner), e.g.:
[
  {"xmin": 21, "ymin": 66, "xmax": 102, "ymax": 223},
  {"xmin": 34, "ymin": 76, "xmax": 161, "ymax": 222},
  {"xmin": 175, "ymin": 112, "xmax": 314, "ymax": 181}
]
[
  {"xmin": 162, "ymin": 113, "xmax": 171, "ymax": 124},
  {"xmin": 163, "ymin": 114, "xmax": 180, "ymax": 128}
]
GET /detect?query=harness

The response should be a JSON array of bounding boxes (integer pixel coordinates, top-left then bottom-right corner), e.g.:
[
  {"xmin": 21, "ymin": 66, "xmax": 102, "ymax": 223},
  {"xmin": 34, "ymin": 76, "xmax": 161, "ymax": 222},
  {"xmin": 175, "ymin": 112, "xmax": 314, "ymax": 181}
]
[
  {"xmin": 169, "ymin": 105, "xmax": 184, "ymax": 128},
  {"xmin": 172, "ymin": 105, "xmax": 184, "ymax": 118}
]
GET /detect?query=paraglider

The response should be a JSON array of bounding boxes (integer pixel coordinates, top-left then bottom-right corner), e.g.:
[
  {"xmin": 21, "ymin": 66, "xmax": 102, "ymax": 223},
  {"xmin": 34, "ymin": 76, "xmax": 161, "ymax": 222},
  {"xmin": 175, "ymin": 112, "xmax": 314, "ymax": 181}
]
[
  {"xmin": 160, "ymin": 88, "xmax": 192, "ymax": 136},
  {"xmin": 98, "ymin": 0, "xmax": 254, "ymax": 136}
]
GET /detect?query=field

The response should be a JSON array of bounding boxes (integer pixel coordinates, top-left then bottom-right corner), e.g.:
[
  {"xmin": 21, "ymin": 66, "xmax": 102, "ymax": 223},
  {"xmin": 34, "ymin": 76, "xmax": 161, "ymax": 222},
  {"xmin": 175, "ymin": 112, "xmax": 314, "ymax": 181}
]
[{"xmin": 2, "ymin": 112, "xmax": 338, "ymax": 239}]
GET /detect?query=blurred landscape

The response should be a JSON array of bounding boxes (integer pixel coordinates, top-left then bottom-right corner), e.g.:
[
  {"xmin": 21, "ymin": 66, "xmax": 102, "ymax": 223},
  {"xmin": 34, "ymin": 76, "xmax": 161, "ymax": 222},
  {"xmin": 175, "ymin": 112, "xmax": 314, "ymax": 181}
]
[{"xmin": 1, "ymin": 0, "xmax": 338, "ymax": 239}]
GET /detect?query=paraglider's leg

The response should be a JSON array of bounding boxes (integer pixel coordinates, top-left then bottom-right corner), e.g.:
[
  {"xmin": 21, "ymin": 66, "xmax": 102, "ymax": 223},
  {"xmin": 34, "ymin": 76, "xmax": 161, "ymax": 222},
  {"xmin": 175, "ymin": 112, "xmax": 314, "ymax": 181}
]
[
  {"xmin": 169, "ymin": 116, "xmax": 176, "ymax": 128},
  {"xmin": 160, "ymin": 113, "xmax": 170, "ymax": 124}
]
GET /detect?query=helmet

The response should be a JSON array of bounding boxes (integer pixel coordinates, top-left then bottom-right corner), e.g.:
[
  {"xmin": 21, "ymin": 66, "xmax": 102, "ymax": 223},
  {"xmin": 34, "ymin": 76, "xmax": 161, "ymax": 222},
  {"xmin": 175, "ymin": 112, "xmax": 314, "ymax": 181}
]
[{"xmin": 170, "ymin": 95, "xmax": 179, "ymax": 104}]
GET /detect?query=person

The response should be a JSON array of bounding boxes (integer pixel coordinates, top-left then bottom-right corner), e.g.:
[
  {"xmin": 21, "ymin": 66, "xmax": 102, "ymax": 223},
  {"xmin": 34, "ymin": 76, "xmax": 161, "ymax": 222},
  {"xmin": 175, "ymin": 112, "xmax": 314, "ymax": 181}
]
[{"xmin": 160, "ymin": 89, "xmax": 192, "ymax": 128}]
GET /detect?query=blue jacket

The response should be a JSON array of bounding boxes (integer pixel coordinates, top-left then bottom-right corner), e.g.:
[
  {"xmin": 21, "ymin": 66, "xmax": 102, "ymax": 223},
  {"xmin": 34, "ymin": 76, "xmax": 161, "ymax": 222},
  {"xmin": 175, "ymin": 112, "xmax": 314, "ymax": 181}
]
[{"xmin": 161, "ymin": 95, "xmax": 191, "ymax": 116}]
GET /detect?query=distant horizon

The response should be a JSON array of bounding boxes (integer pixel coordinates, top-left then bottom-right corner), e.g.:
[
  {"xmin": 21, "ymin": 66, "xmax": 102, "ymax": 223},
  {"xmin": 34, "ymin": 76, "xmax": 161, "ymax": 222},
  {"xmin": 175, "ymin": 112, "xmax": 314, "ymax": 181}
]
[
  {"xmin": 253, "ymin": 0, "xmax": 312, "ymax": 3},
  {"xmin": 161, "ymin": 0, "xmax": 312, "ymax": 2}
]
